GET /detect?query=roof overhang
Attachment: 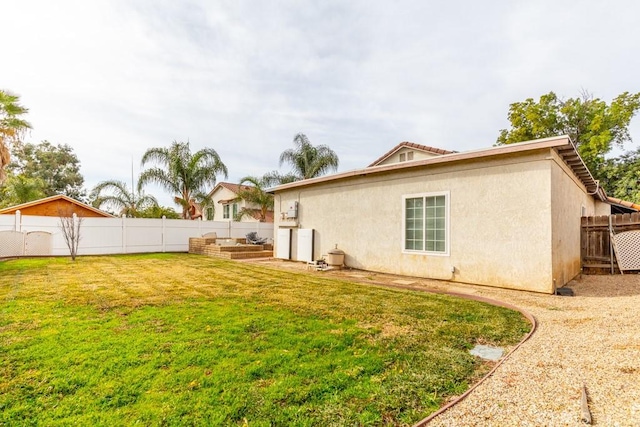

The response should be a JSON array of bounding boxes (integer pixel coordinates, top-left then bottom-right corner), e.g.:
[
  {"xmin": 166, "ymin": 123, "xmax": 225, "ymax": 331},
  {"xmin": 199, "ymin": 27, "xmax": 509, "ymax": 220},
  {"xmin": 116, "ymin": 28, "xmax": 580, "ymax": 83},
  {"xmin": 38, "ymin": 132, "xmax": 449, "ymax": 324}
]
[
  {"xmin": 606, "ymin": 197, "xmax": 640, "ymax": 213},
  {"xmin": 269, "ymin": 135, "xmax": 607, "ymax": 201}
]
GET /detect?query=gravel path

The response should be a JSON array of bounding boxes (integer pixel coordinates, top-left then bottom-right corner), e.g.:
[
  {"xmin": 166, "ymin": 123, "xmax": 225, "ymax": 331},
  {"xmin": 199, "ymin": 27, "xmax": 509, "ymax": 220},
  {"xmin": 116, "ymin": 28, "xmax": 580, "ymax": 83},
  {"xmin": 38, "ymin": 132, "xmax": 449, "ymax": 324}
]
[
  {"xmin": 252, "ymin": 260, "xmax": 640, "ymax": 426},
  {"xmin": 418, "ymin": 274, "xmax": 640, "ymax": 427}
]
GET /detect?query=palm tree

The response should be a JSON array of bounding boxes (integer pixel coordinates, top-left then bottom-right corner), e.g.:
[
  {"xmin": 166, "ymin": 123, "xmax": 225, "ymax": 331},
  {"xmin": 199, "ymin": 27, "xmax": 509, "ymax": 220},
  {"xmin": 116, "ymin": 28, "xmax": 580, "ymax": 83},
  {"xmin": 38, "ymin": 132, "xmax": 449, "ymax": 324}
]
[
  {"xmin": 234, "ymin": 175, "xmax": 274, "ymax": 222},
  {"xmin": 91, "ymin": 180, "xmax": 158, "ymax": 217},
  {"xmin": 138, "ymin": 141, "xmax": 228, "ymax": 219},
  {"xmin": 278, "ymin": 133, "xmax": 339, "ymax": 181},
  {"xmin": 0, "ymin": 90, "xmax": 32, "ymax": 183}
]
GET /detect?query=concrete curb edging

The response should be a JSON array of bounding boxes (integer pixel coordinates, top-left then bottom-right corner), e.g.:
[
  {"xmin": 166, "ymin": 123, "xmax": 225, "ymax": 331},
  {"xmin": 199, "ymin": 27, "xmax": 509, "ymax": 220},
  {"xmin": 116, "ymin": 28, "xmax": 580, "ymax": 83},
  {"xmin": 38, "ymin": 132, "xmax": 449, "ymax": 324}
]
[{"xmin": 358, "ymin": 281, "xmax": 538, "ymax": 427}]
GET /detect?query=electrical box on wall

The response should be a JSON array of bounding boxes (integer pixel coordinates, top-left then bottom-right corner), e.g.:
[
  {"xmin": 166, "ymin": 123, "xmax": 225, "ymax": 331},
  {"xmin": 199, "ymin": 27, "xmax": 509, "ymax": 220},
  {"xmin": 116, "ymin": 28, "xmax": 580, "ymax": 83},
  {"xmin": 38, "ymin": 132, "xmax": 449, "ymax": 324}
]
[{"xmin": 286, "ymin": 201, "xmax": 298, "ymax": 219}]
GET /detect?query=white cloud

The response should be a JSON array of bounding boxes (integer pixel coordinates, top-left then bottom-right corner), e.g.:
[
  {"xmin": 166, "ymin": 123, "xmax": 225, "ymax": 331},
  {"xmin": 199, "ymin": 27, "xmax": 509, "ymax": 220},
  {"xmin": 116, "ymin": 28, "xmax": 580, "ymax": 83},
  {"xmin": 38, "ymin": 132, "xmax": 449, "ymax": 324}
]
[{"xmin": 2, "ymin": 0, "xmax": 640, "ymax": 207}]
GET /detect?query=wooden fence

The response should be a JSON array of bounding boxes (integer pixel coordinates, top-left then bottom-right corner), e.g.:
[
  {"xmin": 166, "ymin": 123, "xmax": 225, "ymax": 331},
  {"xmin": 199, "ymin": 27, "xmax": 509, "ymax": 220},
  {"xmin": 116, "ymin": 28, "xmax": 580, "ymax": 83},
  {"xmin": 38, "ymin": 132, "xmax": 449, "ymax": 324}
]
[{"xmin": 581, "ymin": 213, "xmax": 640, "ymax": 274}]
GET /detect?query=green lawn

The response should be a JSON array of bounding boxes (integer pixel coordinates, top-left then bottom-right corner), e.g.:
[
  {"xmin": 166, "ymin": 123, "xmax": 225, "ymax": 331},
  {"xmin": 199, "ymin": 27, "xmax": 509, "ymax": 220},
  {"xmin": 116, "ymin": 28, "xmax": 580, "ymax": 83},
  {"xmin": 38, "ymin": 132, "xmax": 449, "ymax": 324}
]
[{"xmin": 0, "ymin": 254, "xmax": 530, "ymax": 426}]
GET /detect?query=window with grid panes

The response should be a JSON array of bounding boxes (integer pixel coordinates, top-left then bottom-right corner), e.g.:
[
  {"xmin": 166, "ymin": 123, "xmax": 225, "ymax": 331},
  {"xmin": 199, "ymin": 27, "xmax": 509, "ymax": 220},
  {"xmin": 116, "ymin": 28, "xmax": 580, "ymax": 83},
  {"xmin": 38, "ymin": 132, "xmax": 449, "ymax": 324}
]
[{"xmin": 403, "ymin": 192, "xmax": 448, "ymax": 254}]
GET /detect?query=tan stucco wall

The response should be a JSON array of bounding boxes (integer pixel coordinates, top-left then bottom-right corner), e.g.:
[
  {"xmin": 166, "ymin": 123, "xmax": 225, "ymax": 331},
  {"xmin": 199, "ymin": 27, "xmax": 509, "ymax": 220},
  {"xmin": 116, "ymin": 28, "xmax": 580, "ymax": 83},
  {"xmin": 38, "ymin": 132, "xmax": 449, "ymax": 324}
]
[
  {"xmin": 274, "ymin": 149, "xmax": 565, "ymax": 293},
  {"xmin": 595, "ymin": 201, "xmax": 612, "ymax": 216},
  {"xmin": 549, "ymin": 151, "xmax": 598, "ymax": 290},
  {"xmin": 210, "ymin": 187, "xmax": 257, "ymax": 222}
]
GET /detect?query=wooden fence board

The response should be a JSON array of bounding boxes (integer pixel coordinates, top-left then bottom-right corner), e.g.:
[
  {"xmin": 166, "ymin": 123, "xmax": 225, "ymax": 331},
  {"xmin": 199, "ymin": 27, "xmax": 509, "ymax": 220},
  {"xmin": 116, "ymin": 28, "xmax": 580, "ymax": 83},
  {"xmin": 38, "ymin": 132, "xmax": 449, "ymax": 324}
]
[{"xmin": 581, "ymin": 213, "xmax": 640, "ymax": 274}]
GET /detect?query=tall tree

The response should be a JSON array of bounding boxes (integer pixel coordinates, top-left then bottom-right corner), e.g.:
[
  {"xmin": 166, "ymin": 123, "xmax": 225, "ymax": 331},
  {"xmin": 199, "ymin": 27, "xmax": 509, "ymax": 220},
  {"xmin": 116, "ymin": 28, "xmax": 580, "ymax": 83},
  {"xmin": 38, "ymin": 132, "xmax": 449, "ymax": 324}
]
[
  {"xmin": 138, "ymin": 141, "xmax": 228, "ymax": 219},
  {"xmin": 0, "ymin": 172, "xmax": 46, "ymax": 208},
  {"xmin": 0, "ymin": 90, "xmax": 31, "ymax": 183},
  {"xmin": 497, "ymin": 91, "xmax": 640, "ymax": 180},
  {"xmin": 10, "ymin": 141, "xmax": 85, "ymax": 200},
  {"xmin": 234, "ymin": 175, "xmax": 274, "ymax": 222},
  {"xmin": 90, "ymin": 180, "xmax": 158, "ymax": 217},
  {"xmin": 278, "ymin": 133, "xmax": 339, "ymax": 181},
  {"xmin": 600, "ymin": 149, "xmax": 640, "ymax": 203}
]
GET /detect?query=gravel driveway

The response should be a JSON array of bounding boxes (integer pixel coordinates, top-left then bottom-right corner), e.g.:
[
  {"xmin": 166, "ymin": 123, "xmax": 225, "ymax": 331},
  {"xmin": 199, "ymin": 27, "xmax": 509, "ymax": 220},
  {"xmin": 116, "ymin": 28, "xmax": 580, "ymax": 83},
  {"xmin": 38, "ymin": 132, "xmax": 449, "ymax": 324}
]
[{"xmin": 253, "ymin": 260, "xmax": 640, "ymax": 426}]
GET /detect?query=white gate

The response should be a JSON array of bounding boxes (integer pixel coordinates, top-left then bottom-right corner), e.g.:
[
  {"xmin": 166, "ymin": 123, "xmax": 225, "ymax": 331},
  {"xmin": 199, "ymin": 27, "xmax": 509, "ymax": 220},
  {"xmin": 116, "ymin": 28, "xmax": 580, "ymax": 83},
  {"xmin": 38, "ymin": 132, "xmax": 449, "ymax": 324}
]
[{"xmin": 24, "ymin": 231, "xmax": 53, "ymax": 256}]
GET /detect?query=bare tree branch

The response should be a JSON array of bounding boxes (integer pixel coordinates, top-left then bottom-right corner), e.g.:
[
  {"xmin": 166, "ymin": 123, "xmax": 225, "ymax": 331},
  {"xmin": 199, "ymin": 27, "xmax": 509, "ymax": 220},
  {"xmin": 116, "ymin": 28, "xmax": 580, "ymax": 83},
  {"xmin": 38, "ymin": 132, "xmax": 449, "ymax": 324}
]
[{"xmin": 58, "ymin": 208, "xmax": 83, "ymax": 260}]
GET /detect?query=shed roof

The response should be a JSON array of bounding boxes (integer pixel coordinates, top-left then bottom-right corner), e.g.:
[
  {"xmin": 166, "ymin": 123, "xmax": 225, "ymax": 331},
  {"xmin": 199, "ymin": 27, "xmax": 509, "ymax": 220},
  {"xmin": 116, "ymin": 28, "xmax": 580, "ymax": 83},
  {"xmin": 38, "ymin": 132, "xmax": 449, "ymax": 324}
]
[{"xmin": 0, "ymin": 194, "xmax": 115, "ymax": 217}]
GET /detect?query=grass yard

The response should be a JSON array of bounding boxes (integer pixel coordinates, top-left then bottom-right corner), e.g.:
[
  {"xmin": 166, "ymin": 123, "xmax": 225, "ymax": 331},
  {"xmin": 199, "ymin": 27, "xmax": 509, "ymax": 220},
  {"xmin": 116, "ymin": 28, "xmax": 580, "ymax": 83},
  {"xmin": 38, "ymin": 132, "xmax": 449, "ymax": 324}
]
[{"xmin": 0, "ymin": 254, "xmax": 530, "ymax": 426}]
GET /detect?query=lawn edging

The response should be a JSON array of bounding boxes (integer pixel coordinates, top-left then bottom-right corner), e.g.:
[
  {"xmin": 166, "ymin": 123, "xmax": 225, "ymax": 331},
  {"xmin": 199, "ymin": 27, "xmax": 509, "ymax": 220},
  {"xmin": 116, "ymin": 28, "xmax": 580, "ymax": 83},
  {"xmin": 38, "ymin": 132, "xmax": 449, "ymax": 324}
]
[{"xmin": 355, "ymin": 281, "xmax": 538, "ymax": 426}]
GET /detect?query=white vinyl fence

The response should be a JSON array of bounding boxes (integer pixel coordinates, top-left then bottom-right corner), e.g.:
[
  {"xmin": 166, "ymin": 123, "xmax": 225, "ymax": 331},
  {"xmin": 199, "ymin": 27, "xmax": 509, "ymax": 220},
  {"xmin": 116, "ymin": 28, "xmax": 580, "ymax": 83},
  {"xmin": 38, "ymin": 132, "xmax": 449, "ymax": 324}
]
[{"xmin": 0, "ymin": 212, "xmax": 273, "ymax": 257}]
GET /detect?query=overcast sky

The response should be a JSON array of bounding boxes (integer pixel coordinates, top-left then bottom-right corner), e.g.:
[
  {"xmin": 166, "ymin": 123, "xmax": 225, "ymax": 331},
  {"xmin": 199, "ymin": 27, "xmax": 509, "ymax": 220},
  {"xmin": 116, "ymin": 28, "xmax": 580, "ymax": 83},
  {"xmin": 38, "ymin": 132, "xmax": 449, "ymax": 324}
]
[{"xmin": 2, "ymin": 0, "xmax": 640, "ymax": 207}]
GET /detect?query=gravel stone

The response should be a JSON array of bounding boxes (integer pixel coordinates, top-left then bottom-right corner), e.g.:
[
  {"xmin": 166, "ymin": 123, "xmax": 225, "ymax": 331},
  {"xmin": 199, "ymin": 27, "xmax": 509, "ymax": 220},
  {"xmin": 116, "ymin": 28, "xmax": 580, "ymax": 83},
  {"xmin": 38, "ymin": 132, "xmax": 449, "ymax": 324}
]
[{"xmin": 414, "ymin": 274, "xmax": 640, "ymax": 427}]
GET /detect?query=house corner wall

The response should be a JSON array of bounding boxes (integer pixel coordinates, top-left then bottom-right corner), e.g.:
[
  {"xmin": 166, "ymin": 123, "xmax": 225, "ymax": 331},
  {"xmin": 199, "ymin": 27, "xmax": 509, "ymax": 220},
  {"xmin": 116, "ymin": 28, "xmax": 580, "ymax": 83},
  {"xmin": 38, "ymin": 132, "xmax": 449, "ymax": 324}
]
[{"xmin": 550, "ymin": 150, "xmax": 598, "ymax": 289}]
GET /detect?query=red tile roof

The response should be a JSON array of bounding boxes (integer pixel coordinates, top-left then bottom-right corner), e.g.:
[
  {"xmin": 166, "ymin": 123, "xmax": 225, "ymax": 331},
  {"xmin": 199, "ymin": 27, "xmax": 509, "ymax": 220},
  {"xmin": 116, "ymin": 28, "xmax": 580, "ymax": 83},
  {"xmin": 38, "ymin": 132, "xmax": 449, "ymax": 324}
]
[
  {"xmin": 368, "ymin": 141, "xmax": 456, "ymax": 167},
  {"xmin": 607, "ymin": 197, "xmax": 640, "ymax": 212},
  {"xmin": 214, "ymin": 182, "xmax": 254, "ymax": 194}
]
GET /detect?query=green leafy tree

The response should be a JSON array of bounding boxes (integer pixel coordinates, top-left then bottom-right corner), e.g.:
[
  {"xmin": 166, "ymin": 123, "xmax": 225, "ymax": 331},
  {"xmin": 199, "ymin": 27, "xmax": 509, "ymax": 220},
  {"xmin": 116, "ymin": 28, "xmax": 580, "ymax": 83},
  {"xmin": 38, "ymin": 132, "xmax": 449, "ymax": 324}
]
[
  {"xmin": 137, "ymin": 205, "xmax": 181, "ymax": 219},
  {"xmin": 90, "ymin": 180, "xmax": 158, "ymax": 217},
  {"xmin": 497, "ymin": 91, "xmax": 640, "ymax": 180},
  {"xmin": 600, "ymin": 149, "xmax": 640, "ymax": 203},
  {"xmin": 0, "ymin": 90, "xmax": 31, "ymax": 183},
  {"xmin": 10, "ymin": 141, "xmax": 85, "ymax": 200},
  {"xmin": 276, "ymin": 133, "xmax": 339, "ymax": 181},
  {"xmin": 0, "ymin": 171, "xmax": 46, "ymax": 208},
  {"xmin": 234, "ymin": 175, "xmax": 274, "ymax": 222},
  {"xmin": 138, "ymin": 141, "xmax": 228, "ymax": 219}
]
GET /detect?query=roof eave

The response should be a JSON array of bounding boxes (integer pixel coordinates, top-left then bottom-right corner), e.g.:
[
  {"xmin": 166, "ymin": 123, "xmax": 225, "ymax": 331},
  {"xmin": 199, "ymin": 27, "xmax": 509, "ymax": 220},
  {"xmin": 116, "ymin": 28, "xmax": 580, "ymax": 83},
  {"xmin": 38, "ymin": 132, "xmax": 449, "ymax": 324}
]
[{"xmin": 271, "ymin": 135, "xmax": 579, "ymax": 193}]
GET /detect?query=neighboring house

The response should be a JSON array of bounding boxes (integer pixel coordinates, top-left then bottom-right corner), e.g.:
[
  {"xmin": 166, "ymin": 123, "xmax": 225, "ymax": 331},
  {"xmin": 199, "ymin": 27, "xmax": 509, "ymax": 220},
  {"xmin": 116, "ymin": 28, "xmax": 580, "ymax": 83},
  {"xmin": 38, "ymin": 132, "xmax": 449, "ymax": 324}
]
[
  {"xmin": 270, "ymin": 136, "xmax": 616, "ymax": 294},
  {"xmin": 0, "ymin": 195, "xmax": 114, "ymax": 218},
  {"xmin": 208, "ymin": 182, "xmax": 274, "ymax": 223}
]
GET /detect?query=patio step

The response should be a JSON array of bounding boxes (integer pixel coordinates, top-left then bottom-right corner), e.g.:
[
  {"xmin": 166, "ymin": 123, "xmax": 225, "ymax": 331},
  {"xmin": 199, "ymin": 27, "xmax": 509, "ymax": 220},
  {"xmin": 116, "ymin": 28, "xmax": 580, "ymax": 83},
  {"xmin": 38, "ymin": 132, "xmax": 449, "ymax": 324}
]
[
  {"xmin": 188, "ymin": 238, "xmax": 273, "ymax": 260},
  {"xmin": 207, "ymin": 250, "xmax": 274, "ymax": 260}
]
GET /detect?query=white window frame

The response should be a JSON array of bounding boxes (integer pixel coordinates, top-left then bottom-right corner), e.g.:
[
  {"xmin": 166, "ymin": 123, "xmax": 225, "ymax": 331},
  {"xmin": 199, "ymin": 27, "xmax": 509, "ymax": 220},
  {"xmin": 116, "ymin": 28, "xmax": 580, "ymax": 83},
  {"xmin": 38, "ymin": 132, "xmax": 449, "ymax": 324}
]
[
  {"xmin": 402, "ymin": 191, "xmax": 450, "ymax": 256},
  {"xmin": 223, "ymin": 204, "xmax": 230, "ymax": 219}
]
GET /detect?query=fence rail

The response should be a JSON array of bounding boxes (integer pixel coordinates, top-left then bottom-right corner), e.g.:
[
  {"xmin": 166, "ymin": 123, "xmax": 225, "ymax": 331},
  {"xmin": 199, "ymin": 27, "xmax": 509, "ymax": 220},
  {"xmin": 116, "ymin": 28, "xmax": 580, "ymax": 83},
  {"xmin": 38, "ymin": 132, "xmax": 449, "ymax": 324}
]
[
  {"xmin": 581, "ymin": 213, "xmax": 640, "ymax": 274},
  {"xmin": 0, "ymin": 212, "xmax": 273, "ymax": 257}
]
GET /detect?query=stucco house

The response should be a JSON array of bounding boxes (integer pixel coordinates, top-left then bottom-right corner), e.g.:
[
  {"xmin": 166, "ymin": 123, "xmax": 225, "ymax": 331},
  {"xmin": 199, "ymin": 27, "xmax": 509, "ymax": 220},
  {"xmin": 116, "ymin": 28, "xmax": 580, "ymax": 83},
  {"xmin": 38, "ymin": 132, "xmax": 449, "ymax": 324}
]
[
  {"xmin": 270, "ymin": 136, "xmax": 614, "ymax": 294},
  {"xmin": 207, "ymin": 182, "xmax": 274, "ymax": 223},
  {"xmin": 0, "ymin": 194, "xmax": 114, "ymax": 218}
]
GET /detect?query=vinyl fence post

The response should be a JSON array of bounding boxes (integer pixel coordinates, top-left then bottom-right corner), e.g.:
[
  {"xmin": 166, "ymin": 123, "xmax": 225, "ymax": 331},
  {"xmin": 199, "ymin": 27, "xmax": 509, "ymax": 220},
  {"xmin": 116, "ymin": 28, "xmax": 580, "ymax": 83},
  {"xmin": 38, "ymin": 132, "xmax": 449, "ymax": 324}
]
[
  {"xmin": 122, "ymin": 214, "xmax": 127, "ymax": 254},
  {"xmin": 162, "ymin": 215, "xmax": 166, "ymax": 253},
  {"xmin": 15, "ymin": 210, "xmax": 21, "ymax": 232}
]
